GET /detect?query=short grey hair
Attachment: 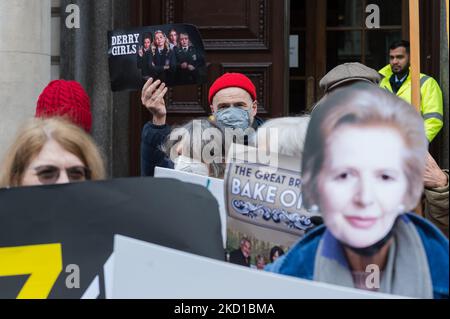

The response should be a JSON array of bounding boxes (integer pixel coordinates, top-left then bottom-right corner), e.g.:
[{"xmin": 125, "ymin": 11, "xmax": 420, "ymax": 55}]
[
  {"xmin": 162, "ymin": 118, "xmax": 226, "ymax": 178},
  {"xmin": 253, "ymin": 116, "xmax": 310, "ymax": 160}
]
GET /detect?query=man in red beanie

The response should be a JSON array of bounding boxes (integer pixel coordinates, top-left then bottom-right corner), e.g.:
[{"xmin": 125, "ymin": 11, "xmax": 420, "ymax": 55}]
[
  {"xmin": 140, "ymin": 73, "xmax": 264, "ymax": 176},
  {"xmin": 36, "ymin": 80, "xmax": 92, "ymax": 133},
  {"xmin": 207, "ymin": 72, "xmax": 261, "ymax": 130}
]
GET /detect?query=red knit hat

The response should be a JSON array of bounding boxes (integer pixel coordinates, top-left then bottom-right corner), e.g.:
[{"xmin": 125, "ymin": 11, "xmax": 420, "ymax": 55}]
[
  {"xmin": 36, "ymin": 80, "xmax": 92, "ymax": 133},
  {"xmin": 208, "ymin": 73, "xmax": 257, "ymax": 105}
]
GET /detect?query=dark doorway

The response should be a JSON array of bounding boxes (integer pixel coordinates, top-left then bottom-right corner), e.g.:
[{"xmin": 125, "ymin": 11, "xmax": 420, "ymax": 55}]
[{"xmin": 289, "ymin": 0, "xmax": 408, "ymax": 114}]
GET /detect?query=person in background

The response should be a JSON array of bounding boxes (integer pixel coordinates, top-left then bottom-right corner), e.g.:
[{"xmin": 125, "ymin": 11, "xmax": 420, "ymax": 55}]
[
  {"xmin": 168, "ymin": 28, "xmax": 179, "ymax": 50},
  {"xmin": 379, "ymin": 40, "xmax": 444, "ymax": 142},
  {"xmin": 255, "ymin": 255, "xmax": 266, "ymax": 270},
  {"xmin": 229, "ymin": 237, "xmax": 251, "ymax": 267},
  {"xmin": 140, "ymin": 73, "xmax": 264, "ymax": 176},
  {"xmin": 161, "ymin": 118, "xmax": 226, "ymax": 178},
  {"xmin": 0, "ymin": 117, "xmax": 105, "ymax": 188},
  {"xmin": 35, "ymin": 80, "xmax": 92, "ymax": 133},
  {"xmin": 152, "ymin": 30, "xmax": 176, "ymax": 84},
  {"xmin": 174, "ymin": 32, "xmax": 205, "ymax": 84},
  {"xmin": 252, "ymin": 115, "xmax": 310, "ymax": 160},
  {"xmin": 311, "ymin": 62, "xmax": 381, "ymax": 113},
  {"xmin": 208, "ymin": 73, "xmax": 263, "ymax": 130},
  {"xmin": 320, "ymin": 62, "xmax": 381, "ymax": 94},
  {"xmin": 423, "ymin": 152, "xmax": 449, "ymax": 237},
  {"xmin": 269, "ymin": 246, "xmax": 285, "ymax": 263},
  {"xmin": 137, "ymin": 33, "xmax": 155, "ymax": 81},
  {"xmin": 266, "ymin": 82, "xmax": 448, "ymax": 299},
  {"xmin": 252, "ymin": 115, "xmax": 324, "ymax": 229}
]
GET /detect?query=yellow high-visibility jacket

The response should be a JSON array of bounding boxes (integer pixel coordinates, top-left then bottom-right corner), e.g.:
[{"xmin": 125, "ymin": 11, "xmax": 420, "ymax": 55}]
[{"xmin": 379, "ymin": 65, "xmax": 444, "ymax": 142}]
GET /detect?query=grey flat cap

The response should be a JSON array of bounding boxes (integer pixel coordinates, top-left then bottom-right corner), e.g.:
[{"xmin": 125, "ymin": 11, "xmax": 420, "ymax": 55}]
[{"xmin": 320, "ymin": 62, "xmax": 382, "ymax": 93}]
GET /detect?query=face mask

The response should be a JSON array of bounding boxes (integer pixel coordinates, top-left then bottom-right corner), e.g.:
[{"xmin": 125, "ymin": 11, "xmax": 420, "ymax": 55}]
[
  {"xmin": 215, "ymin": 106, "xmax": 251, "ymax": 130},
  {"xmin": 174, "ymin": 155, "xmax": 209, "ymax": 176}
]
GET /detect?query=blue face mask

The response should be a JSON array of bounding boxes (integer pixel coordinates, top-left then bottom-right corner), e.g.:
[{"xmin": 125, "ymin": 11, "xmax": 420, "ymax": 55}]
[{"xmin": 215, "ymin": 106, "xmax": 251, "ymax": 129}]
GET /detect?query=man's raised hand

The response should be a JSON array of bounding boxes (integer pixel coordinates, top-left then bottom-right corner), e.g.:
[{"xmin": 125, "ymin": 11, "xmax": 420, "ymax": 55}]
[{"xmin": 141, "ymin": 78, "xmax": 169, "ymax": 125}]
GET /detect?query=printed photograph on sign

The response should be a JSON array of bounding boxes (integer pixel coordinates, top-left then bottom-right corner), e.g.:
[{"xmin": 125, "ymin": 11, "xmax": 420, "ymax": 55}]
[
  {"xmin": 224, "ymin": 145, "xmax": 322, "ymax": 269},
  {"xmin": 108, "ymin": 24, "xmax": 207, "ymax": 91}
]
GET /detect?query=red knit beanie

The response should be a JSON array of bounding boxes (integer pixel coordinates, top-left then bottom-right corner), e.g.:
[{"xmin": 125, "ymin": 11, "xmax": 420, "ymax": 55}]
[
  {"xmin": 208, "ymin": 73, "xmax": 257, "ymax": 105},
  {"xmin": 36, "ymin": 80, "xmax": 92, "ymax": 133}
]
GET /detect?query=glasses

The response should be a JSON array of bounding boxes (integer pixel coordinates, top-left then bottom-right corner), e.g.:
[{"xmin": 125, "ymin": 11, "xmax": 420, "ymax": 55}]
[{"xmin": 34, "ymin": 165, "xmax": 91, "ymax": 185}]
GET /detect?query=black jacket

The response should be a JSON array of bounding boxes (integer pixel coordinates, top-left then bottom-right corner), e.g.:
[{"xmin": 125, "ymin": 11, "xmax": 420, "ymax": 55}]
[
  {"xmin": 137, "ymin": 50, "xmax": 154, "ymax": 78},
  {"xmin": 229, "ymin": 249, "xmax": 251, "ymax": 267},
  {"xmin": 153, "ymin": 48, "xmax": 176, "ymax": 74},
  {"xmin": 174, "ymin": 46, "xmax": 203, "ymax": 69}
]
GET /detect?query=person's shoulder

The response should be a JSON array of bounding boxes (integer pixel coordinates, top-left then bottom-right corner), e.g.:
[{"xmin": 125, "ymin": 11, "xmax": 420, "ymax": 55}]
[
  {"xmin": 378, "ymin": 64, "xmax": 392, "ymax": 78},
  {"xmin": 253, "ymin": 116, "xmax": 265, "ymax": 130},
  {"xmin": 229, "ymin": 249, "xmax": 241, "ymax": 256},
  {"xmin": 229, "ymin": 249, "xmax": 244, "ymax": 262},
  {"xmin": 141, "ymin": 122, "xmax": 172, "ymax": 141},
  {"xmin": 419, "ymin": 73, "xmax": 441, "ymax": 88},
  {"xmin": 405, "ymin": 213, "xmax": 448, "ymax": 246},
  {"xmin": 403, "ymin": 213, "xmax": 449, "ymax": 298},
  {"xmin": 142, "ymin": 121, "xmax": 171, "ymax": 131}
]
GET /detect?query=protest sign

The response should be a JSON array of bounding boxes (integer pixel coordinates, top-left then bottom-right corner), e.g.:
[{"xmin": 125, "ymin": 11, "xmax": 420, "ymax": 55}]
[
  {"xmin": 112, "ymin": 235, "xmax": 402, "ymax": 299},
  {"xmin": 0, "ymin": 178, "xmax": 223, "ymax": 299},
  {"xmin": 224, "ymin": 145, "xmax": 321, "ymax": 267},
  {"xmin": 154, "ymin": 166, "xmax": 227, "ymax": 247},
  {"xmin": 108, "ymin": 24, "xmax": 207, "ymax": 91}
]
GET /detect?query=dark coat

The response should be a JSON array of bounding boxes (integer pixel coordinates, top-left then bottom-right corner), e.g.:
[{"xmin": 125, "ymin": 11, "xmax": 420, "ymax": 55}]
[
  {"xmin": 137, "ymin": 49, "xmax": 154, "ymax": 79},
  {"xmin": 229, "ymin": 249, "xmax": 251, "ymax": 267},
  {"xmin": 174, "ymin": 46, "xmax": 205, "ymax": 84}
]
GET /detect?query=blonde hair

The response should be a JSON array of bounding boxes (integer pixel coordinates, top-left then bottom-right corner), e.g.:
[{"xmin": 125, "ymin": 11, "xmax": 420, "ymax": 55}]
[
  {"xmin": 153, "ymin": 30, "xmax": 170, "ymax": 51},
  {"xmin": 0, "ymin": 117, "xmax": 105, "ymax": 187}
]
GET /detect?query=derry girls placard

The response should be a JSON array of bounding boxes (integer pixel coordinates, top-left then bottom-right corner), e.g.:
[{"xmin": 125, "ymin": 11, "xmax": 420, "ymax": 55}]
[
  {"xmin": 108, "ymin": 24, "xmax": 207, "ymax": 91},
  {"xmin": 224, "ymin": 145, "xmax": 321, "ymax": 265}
]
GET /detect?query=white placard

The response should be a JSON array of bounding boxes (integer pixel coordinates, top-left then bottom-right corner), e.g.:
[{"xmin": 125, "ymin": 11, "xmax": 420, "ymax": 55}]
[
  {"xmin": 289, "ymin": 35, "xmax": 299, "ymax": 68},
  {"xmin": 112, "ymin": 235, "xmax": 406, "ymax": 299},
  {"xmin": 154, "ymin": 167, "xmax": 226, "ymax": 247}
]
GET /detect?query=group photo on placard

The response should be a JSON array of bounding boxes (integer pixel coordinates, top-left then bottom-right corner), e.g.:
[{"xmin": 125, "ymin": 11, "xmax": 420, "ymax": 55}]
[{"xmin": 108, "ymin": 23, "xmax": 207, "ymax": 91}]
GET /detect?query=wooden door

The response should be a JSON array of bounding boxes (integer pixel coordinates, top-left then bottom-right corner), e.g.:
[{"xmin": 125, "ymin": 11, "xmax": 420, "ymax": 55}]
[
  {"xmin": 289, "ymin": 0, "xmax": 409, "ymax": 114},
  {"xmin": 129, "ymin": 0, "xmax": 288, "ymax": 176}
]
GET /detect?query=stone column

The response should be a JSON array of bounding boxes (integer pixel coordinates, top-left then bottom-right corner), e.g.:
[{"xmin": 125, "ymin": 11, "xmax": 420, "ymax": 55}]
[
  {"xmin": 0, "ymin": 0, "xmax": 51, "ymax": 160},
  {"xmin": 60, "ymin": 0, "xmax": 131, "ymax": 178}
]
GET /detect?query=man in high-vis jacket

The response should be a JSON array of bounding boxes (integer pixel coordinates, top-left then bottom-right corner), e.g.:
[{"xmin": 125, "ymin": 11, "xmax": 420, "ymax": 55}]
[{"xmin": 379, "ymin": 40, "xmax": 444, "ymax": 142}]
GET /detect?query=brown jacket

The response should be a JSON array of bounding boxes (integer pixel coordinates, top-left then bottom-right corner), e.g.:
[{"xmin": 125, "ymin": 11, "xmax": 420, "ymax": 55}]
[{"xmin": 423, "ymin": 170, "xmax": 449, "ymax": 238}]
